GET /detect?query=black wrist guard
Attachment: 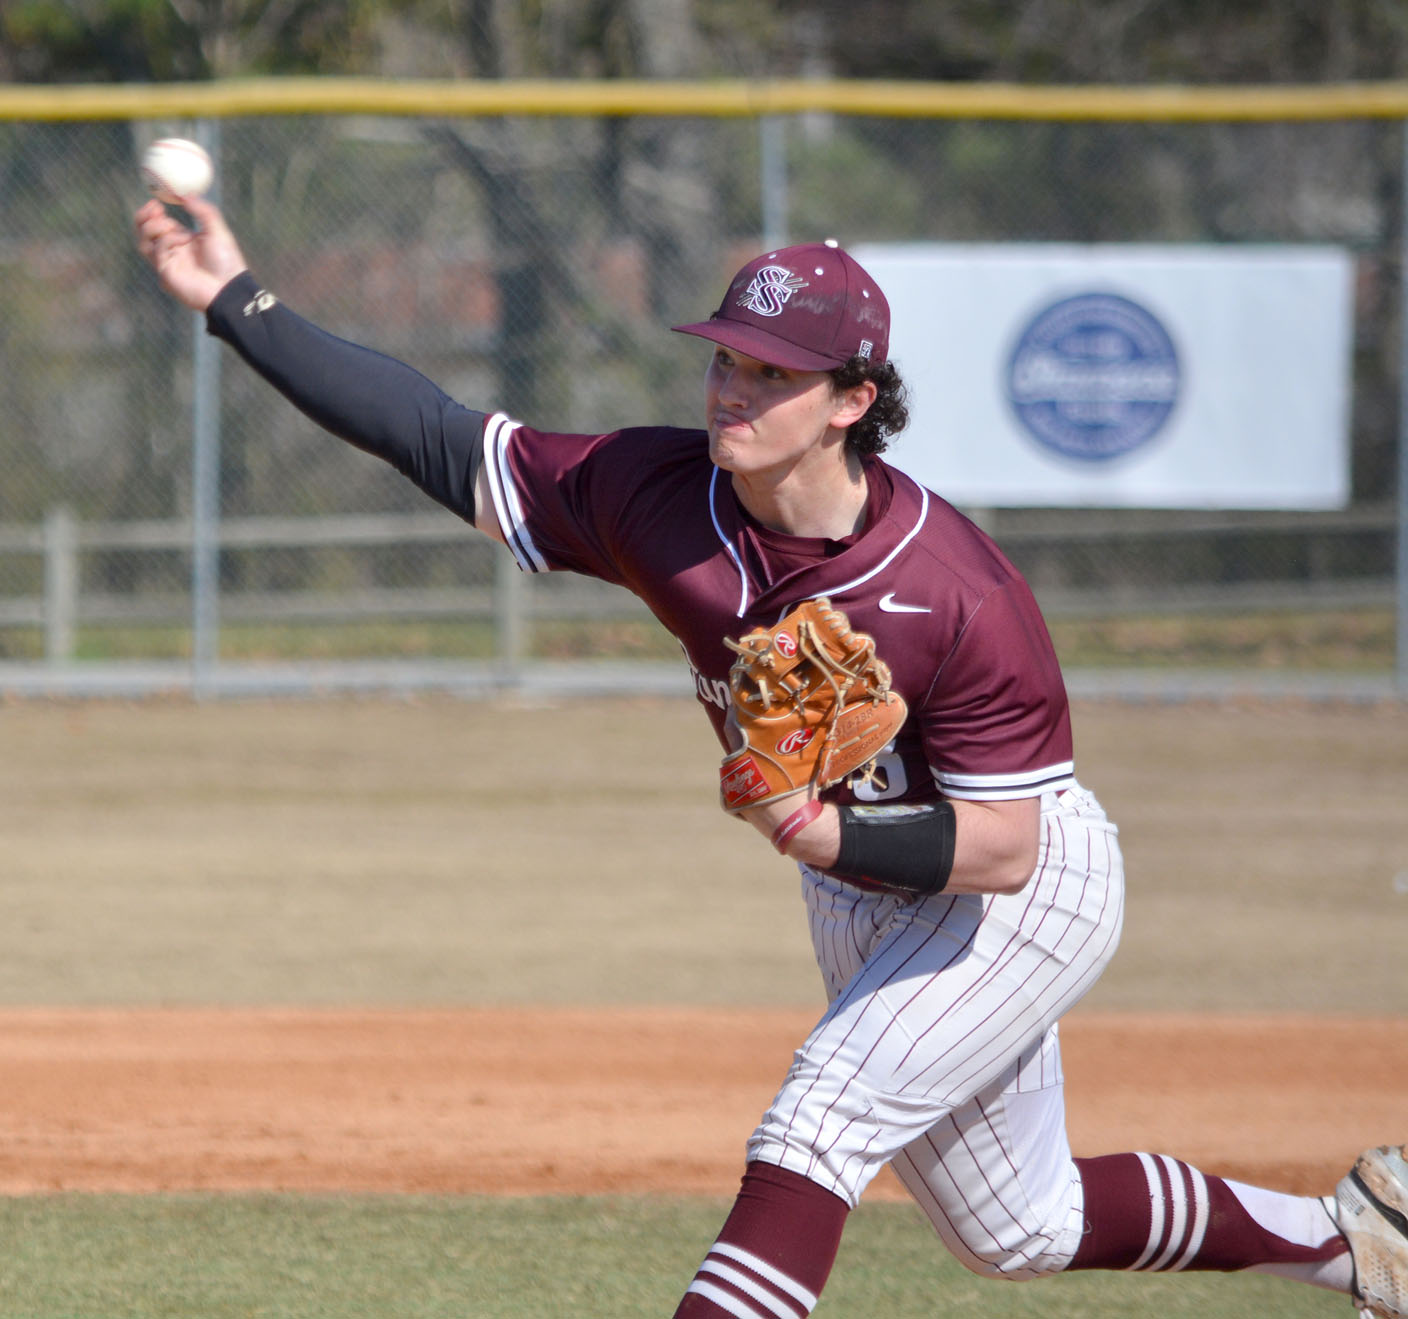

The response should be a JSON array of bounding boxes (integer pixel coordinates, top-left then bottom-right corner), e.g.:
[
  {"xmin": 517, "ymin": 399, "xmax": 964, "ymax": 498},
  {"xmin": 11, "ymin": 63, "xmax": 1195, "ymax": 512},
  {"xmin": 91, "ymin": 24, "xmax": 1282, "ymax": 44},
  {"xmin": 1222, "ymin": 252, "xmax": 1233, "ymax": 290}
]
[{"xmin": 832, "ymin": 801, "xmax": 956, "ymax": 896}]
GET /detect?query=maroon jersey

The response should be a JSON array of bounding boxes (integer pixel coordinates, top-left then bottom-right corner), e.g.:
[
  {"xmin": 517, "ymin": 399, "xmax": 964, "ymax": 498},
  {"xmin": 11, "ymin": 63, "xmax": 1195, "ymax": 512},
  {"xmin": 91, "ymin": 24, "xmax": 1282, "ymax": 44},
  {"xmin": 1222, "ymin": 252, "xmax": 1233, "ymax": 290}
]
[{"xmin": 483, "ymin": 413, "xmax": 1074, "ymax": 805}]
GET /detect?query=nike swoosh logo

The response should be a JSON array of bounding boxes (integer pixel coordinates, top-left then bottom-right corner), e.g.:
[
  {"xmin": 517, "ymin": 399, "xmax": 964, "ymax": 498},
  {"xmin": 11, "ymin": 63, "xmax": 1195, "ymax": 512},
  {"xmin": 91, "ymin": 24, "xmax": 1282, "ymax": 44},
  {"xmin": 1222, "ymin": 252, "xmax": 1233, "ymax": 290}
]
[{"xmin": 879, "ymin": 593, "xmax": 931, "ymax": 614}]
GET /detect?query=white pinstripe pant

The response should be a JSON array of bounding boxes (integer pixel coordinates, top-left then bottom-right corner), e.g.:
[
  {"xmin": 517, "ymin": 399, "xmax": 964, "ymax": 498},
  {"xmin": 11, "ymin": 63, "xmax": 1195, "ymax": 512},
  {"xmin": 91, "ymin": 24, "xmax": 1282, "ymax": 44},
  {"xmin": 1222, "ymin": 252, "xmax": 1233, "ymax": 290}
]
[{"xmin": 747, "ymin": 783, "xmax": 1125, "ymax": 1281}]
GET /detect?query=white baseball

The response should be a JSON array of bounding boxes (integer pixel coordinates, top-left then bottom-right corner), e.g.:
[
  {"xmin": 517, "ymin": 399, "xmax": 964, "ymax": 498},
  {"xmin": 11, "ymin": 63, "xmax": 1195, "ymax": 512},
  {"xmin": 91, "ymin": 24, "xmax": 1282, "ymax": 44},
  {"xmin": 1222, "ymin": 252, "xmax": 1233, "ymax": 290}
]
[{"xmin": 140, "ymin": 138, "xmax": 213, "ymax": 203}]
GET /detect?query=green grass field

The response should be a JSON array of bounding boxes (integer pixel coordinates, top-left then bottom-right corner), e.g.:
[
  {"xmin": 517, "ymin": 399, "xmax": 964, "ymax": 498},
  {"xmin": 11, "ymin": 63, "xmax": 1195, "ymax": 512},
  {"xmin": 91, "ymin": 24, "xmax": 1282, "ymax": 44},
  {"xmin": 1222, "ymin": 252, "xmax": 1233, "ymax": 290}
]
[{"xmin": 0, "ymin": 1194, "xmax": 1347, "ymax": 1319}]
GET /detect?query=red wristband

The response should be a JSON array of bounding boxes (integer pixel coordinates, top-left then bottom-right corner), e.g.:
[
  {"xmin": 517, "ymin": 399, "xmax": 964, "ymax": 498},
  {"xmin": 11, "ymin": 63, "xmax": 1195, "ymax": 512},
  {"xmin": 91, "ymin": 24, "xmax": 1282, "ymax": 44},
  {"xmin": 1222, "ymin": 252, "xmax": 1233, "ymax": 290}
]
[{"xmin": 771, "ymin": 800, "xmax": 823, "ymax": 853}]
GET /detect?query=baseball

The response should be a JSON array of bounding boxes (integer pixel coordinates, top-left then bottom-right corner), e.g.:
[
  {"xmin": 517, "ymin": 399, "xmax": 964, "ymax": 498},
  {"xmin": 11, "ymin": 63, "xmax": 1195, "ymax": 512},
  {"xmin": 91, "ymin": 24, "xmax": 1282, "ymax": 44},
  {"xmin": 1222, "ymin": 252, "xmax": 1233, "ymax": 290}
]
[{"xmin": 140, "ymin": 138, "xmax": 213, "ymax": 203}]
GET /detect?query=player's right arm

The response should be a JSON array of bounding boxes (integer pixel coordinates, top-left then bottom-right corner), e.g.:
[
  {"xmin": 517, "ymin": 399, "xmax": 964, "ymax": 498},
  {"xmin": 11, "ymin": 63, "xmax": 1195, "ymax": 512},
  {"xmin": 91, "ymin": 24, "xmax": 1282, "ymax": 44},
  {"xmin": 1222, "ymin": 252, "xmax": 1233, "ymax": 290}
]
[{"xmin": 133, "ymin": 197, "xmax": 506, "ymax": 544}]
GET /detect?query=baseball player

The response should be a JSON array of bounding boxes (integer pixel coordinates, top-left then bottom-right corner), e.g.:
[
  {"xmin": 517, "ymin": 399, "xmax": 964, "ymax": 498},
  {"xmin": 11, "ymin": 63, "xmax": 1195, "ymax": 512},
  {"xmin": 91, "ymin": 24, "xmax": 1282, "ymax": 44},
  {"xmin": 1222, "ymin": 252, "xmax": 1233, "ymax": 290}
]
[{"xmin": 135, "ymin": 193, "xmax": 1407, "ymax": 1319}]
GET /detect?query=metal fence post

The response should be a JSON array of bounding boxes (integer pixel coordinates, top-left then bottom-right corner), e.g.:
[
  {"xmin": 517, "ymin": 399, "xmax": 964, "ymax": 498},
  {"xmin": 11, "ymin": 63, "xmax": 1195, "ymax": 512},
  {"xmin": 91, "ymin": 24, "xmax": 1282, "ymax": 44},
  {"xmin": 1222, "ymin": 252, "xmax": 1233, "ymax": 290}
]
[
  {"xmin": 1398, "ymin": 121, "xmax": 1408, "ymax": 696},
  {"xmin": 42, "ymin": 505, "xmax": 77, "ymax": 662},
  {"xmin": 760, "ymin": 115, "xmax": 789, "ymax": 250},
  {"xmin": 495, "ymin": 550, "xmax": 528, "ymax": 678},
  {"xmin": 191, "ymin": 117, "xmax": 222, "ymax": 695}
]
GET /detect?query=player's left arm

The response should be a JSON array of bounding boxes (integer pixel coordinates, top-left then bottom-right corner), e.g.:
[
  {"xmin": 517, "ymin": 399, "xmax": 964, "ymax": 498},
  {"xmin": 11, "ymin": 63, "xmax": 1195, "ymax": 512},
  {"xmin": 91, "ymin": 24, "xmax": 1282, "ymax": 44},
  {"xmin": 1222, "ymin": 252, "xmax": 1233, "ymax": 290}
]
[
  {"xmin": 736, "ymin": 579, "xmax": 1063, "ymax": 897},
  {"xmin": 948, "ymin": 796, "xmax": 1041, "ymax": 892},
  {"xmin": 741, "ymin": 794, "xmax": 1039, "ymax": 897}
]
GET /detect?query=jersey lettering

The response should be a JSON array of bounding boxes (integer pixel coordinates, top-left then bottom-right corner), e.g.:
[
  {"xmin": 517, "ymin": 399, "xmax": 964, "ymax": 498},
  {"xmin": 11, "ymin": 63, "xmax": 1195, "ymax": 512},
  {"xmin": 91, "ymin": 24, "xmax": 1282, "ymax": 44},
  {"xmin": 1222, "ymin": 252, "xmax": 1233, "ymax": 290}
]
[{"xmin": 689, "ymin": 659, "xmax": 730, "ymax": 712}]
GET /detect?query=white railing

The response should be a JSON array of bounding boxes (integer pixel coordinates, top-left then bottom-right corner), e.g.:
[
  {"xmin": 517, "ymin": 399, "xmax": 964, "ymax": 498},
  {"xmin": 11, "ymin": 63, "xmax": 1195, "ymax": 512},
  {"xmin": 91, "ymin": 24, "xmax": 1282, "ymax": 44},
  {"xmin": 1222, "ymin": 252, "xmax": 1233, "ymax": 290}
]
[
  {"xmin": 0, "ymin": 504, "xmax": 1395, "ymax": 662},
  {"xmin": 4, "ymin": 507, "xmax": 649, "ymax": 665}
]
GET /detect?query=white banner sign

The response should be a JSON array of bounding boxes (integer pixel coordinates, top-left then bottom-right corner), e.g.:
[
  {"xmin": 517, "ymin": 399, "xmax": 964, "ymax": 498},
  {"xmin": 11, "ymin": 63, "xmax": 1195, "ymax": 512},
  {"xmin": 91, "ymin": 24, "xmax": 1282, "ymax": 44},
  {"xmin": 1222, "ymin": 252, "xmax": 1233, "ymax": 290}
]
[{"xmin": 851, "ymin": 243, "xmax": 1353, "ymax": 509}]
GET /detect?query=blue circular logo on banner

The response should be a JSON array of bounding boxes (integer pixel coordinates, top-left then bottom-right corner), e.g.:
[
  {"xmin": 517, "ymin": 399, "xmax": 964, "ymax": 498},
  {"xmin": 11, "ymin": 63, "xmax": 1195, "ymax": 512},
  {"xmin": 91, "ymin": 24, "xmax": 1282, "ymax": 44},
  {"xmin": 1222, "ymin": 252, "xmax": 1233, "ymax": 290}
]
[{"xmin": 1005, "ymin": 292, "xmax": 1180, "ymax": 462}]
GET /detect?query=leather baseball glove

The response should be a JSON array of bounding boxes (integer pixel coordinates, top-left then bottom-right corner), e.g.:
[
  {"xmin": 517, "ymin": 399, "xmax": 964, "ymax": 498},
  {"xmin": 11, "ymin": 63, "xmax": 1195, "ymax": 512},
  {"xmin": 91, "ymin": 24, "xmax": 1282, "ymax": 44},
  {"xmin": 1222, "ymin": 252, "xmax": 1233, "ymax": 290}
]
[{"xmin": 719, "ymin": 597, "xmax": 908, "ymax": 811}]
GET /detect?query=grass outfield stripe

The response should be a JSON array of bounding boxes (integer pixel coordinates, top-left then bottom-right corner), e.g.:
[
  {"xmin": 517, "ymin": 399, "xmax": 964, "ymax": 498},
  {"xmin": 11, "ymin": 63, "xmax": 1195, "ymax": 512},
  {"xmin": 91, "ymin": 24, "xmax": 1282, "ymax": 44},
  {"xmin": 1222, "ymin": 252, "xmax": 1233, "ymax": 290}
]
[{"xmin": 0, "ymin": 1194, "xmax": 1347, "ymax": 1319}]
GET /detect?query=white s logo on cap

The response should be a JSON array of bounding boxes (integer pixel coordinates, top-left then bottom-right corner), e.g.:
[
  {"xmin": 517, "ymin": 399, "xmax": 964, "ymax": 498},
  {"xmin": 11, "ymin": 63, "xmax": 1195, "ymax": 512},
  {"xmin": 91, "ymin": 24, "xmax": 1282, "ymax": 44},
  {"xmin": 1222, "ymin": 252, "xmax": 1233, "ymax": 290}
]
[{"xmin": 739, "ymin": 265, "xmax": 807, "ymax": 317}]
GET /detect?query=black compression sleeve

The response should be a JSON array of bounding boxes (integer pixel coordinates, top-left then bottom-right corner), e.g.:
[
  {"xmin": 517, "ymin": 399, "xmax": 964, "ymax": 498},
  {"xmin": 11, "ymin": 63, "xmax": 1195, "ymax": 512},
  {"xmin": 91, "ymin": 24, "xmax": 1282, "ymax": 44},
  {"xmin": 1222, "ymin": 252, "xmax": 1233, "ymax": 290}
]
[
  {"xmin": 205, "ymin": 272, "xmax": 487, "ymax": 522},
  {"xmin": 833, "ymin": 801, "xmax": 956, "ymax": 896}
]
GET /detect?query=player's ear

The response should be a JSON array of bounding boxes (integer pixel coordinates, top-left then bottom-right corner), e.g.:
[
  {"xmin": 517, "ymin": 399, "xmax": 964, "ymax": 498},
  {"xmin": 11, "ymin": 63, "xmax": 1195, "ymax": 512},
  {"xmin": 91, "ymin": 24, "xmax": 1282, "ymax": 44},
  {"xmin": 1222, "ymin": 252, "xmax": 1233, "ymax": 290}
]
[{"xmin": 830, "ymin": 378, "xmax": 877, "ymax": 430}]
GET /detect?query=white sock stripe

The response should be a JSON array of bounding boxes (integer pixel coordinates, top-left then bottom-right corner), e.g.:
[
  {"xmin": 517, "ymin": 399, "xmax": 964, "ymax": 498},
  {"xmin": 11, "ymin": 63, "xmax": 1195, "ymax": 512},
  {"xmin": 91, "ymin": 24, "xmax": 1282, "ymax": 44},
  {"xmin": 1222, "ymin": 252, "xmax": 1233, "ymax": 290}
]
[
  {"xmin": 708, "ymin": 1242, "xmax": 819, "ymax": 1311},
  {"xmin": 1129, "ymin": 1152, "xmax": 1166, "ymax": 1271},
  {"xmin": 1136, "ymin": 1156, "xmax": 1212, "ymax": 1273},
  {"xmin": 686, "ymin": 1279, "xmax": 769, "ymax": 1319},
  {"xmin": 699, "ymin": 1260, "xmax": 807, "ymax": 1319},
  {"xmin": 1168, "ymin": 1166, "xmax": 1211, "ymax": 1271},
  {"xmin": 1148, "ymin": 1156, "xmax": 1191, "ymax": 1272}
]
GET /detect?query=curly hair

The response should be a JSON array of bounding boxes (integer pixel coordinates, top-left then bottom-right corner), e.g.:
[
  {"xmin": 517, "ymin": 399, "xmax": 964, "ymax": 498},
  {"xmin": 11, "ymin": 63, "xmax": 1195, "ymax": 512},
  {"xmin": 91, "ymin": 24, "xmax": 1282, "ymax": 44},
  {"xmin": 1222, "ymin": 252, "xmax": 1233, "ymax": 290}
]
[{"xmin": 829, "ymin": 356, "xmax": 909, "ymax": 456}]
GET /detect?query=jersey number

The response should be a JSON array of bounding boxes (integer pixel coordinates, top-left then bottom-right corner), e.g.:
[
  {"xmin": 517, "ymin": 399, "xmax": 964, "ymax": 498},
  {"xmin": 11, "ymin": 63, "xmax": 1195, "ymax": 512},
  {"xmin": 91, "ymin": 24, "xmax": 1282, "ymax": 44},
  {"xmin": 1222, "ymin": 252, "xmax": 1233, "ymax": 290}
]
[{"xmin": 850, "ymin": 743, "xmax": 909, "ymax": 802}]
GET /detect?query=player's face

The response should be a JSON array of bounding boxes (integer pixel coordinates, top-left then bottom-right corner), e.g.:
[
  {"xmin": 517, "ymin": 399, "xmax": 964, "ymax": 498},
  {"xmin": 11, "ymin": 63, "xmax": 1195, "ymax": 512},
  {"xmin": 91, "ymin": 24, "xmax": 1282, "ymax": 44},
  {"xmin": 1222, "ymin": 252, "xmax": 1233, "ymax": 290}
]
[{"xmin": 704, "ymin": 346, "xmax": 854, "ymax": 477}]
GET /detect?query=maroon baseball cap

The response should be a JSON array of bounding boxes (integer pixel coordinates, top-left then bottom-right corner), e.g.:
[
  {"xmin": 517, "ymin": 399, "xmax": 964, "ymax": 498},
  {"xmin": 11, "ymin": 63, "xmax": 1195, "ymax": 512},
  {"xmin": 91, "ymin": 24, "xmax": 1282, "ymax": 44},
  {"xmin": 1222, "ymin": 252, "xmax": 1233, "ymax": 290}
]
[{"xmin": 672, "ymin": 240, "xmax": 890, "ymax": 371}]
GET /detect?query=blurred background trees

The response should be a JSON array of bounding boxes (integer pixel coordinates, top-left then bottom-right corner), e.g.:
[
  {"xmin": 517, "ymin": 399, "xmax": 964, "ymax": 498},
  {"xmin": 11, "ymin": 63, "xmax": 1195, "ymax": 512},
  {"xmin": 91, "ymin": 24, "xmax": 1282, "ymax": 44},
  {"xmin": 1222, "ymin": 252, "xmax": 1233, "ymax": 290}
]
[{"xmin": 9, "ymin": 1, "xmax": 1408, "ymax": 85}]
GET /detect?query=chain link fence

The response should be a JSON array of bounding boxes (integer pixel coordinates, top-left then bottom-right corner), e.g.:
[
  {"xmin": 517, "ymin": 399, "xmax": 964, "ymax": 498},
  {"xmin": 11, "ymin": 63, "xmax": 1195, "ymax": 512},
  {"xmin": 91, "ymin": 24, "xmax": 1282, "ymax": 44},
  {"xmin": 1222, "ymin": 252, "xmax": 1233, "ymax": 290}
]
[{"xmin": 0, "ymin": 83, "xmax": 1403, "ymax": 696}]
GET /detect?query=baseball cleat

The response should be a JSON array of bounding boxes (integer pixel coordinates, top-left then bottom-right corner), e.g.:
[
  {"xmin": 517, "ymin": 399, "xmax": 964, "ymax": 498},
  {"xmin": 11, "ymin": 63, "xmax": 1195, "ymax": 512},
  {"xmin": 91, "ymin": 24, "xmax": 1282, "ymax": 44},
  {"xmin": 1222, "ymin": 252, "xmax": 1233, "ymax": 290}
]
[{"xmin": 1337, "ymin": 1145, "xmax": 1408, "ymax": 1319}]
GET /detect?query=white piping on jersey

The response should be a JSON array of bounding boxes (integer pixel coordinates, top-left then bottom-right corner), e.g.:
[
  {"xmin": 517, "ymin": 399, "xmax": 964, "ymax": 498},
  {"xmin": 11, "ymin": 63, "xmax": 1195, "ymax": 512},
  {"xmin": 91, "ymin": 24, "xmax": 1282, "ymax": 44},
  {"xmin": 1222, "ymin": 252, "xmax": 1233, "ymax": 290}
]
[
  {"xmin": 708, "ymin": 466, "xmax": 753, "ymax": 617},
  {"xmin": 483, "ymin": 412, "xmax": 548, "ymax": 573},
  {"xmin": 707, "ymin": 466, "xmax": 931, "ymax": 619},
  {"xmin": 807, "ymin": 483, "xmax": 929, "ymax": 602},
  {"xmin": 932, "ymin": 760, "xmax": 1076, "ymax": 801}
]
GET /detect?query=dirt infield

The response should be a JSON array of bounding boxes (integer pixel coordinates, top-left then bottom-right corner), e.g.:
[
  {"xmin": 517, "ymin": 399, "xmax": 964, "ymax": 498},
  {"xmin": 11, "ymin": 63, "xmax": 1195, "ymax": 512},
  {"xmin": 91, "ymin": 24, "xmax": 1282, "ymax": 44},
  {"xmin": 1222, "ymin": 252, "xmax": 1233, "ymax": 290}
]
[{"xmin": 0, "ymin": 1007, "xmax": 1401, "ymax": 1199}]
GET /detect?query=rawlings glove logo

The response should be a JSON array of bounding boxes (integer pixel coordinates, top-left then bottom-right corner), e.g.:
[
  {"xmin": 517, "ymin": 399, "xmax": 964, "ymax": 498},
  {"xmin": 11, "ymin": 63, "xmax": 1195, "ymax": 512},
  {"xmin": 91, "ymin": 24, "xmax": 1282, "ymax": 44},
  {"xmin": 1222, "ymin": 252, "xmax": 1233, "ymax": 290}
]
[
  {"xmin": 721, "ymin": 757, "xmax": 771, "ymax": 808},
  {"xmin": 776, "ymin": 728, "xmax": 816, "ymax": 755}
]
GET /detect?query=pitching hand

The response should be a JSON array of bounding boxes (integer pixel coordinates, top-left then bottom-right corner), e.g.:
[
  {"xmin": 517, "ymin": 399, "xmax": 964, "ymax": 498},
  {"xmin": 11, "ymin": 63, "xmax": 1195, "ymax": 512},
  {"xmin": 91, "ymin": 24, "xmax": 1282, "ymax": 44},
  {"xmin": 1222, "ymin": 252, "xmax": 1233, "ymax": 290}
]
[{"xmin": 134, "ymin": 195, "xmax": 248, "ymax": 312}]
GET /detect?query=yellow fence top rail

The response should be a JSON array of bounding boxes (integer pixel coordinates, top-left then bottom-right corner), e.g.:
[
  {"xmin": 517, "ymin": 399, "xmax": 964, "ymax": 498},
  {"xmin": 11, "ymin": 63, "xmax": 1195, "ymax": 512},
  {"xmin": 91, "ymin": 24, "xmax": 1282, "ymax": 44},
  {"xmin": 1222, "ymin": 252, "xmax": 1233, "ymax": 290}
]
[{"xmin": 8, "ymin": 77, "xmax": 1408, "ymax": 122}]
